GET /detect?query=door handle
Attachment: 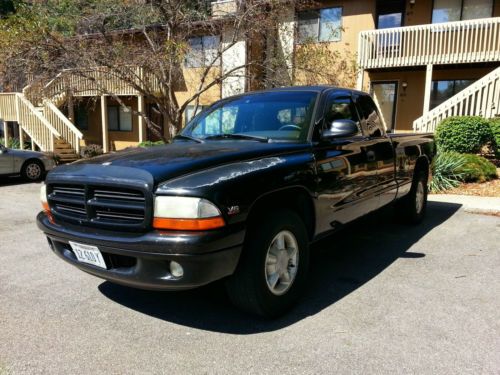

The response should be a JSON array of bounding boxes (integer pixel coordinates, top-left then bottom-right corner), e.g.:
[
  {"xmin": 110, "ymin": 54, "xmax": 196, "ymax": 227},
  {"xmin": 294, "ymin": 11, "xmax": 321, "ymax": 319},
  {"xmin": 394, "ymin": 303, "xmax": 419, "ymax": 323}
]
[{"xmin": 366, "ymin": 150, "xmax": 376, "ymax": 162}]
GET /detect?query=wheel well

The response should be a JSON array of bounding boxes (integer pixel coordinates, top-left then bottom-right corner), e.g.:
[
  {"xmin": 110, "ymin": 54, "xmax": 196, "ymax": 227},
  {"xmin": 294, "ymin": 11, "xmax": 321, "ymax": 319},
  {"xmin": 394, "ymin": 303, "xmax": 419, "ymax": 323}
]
[
  {"xmin": 246, "ymin": 187, "xmax": 316, "ymax": 240},
  {"xmin": 414, "ymin": 156, "xmax": 429, "ymax": 180}
]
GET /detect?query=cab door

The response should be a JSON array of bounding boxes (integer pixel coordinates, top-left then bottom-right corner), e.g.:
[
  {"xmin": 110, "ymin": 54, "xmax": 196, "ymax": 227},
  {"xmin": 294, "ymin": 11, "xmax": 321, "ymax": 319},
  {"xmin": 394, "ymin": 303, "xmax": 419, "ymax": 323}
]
[
  {"xmin": 353, "ymin": 94, "xmax": 398, "ymax": 208},
  {"xmin": 312, "ymin": 90, "xmax": 380, "ymax": 235}
]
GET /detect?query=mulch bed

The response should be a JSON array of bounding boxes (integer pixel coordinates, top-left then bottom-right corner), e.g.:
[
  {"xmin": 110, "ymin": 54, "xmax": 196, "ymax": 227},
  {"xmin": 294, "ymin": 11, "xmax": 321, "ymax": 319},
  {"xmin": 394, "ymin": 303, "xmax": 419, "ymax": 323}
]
[{"xmin": 433, "ymin": 178, "xmax": 500, "ymax": 197}]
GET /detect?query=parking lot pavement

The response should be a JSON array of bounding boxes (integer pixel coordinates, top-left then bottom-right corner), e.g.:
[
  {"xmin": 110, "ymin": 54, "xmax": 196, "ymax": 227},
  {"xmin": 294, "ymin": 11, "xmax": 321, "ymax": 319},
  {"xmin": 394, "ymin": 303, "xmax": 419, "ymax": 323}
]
[{"xmin": 1, "ymin": 179, "xmax": 499, "ymax": 374}]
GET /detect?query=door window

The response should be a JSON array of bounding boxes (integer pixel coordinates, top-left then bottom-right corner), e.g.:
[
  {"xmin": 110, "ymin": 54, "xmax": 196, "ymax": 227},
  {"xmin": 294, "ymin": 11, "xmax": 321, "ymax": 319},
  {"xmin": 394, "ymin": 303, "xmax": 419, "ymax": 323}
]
[
  {"xmin": 371, "ymin": 82, "xmax": 398, "ymax": 131},
  {"xmin": 319, "ymin": 92, "xmax": 361, "ymax": 138},
  {"xmin": 355, "ymin": 95, "xmax": 384, "ymax": 137},
  {"xmin": 376, "ymin": 0, "xmax": 405, "ymax": 29}
]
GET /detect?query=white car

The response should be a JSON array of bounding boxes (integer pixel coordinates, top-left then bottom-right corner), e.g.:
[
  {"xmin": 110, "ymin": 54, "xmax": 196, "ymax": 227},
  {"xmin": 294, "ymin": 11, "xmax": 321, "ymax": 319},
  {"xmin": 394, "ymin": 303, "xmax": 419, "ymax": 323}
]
[{"xmin": 0, "ymin": 144, "xmax": 56, "ymax": 181}]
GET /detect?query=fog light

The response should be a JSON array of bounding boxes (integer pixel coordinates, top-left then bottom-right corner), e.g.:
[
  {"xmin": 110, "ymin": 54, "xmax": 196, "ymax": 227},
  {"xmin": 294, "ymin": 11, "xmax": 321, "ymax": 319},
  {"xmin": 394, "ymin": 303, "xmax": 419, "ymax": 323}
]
[{"xmin": 169, "ymin": 261, "xmax": 184, "ymax": 278}]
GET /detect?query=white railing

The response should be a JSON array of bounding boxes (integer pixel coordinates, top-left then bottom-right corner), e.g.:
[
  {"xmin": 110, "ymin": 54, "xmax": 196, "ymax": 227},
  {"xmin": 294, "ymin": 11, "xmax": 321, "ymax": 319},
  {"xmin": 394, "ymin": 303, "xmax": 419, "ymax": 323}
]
[
  {"xmin": 0, "ymin": 93, "xmax": 18, "ymax": 121},
  {"xmin": 358, "ymin": 17, "xmax": 500, "ymax": 69},
  {"xmin": 41, "ymin": 67, "xmax": 161, "ymax": 98},
  {"xmin": 0, "ymin": 93, "xmax": 61, "ymax": 151},
  {"xmin": 413, "ymin": 67, "xmax": 500, "ymax": 132},
  {"xmin": 43, "ymin": 100, "xmax": 83, "ymax": 154}
]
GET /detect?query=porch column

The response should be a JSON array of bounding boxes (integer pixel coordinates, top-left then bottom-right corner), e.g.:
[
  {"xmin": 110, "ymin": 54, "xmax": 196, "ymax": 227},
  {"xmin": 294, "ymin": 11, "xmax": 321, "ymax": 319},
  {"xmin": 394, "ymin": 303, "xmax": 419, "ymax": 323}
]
[
  {"xmin": 423, "ymin": 64, "xmax": 433, "ymax": 114},
  {"xmin": 67, "ymin": 92, "xmax": 75, "ymax": 124},
  {"xmin": 19, "ymin": 124, "xmax": 24, "ymax": 150},
  {"xmin": 101, "ymin": 95, "xmax": 109, "ymax": 153},
  {"xmin": 31, "ymin": 138, "xmax": 35, "ymax": 151},
  {"xmin": 138, "ymin": 95, "xmax": 145, "ymax": 143},
  {"xmin": 356, "ymin": 68, "xmax": 365, "ymax": 91},
  {"xmin": 3, "ymin": 121, "xmax": 8, "ymax": 147}
]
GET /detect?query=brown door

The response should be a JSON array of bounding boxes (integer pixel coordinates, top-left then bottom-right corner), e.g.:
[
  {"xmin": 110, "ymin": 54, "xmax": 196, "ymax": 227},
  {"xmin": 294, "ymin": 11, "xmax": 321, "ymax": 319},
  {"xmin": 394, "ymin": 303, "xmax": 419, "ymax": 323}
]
[{"xmin": 146, "ymin": 104, "xmax": 165, "ymax": 142}]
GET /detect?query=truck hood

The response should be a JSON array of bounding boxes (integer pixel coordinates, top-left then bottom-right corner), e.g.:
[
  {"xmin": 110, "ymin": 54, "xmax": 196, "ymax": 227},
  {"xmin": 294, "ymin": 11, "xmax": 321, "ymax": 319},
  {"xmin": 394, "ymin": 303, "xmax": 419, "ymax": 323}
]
[{"xmin": 53, "ymin": 141, "xmax": 310, "ymax": 186}]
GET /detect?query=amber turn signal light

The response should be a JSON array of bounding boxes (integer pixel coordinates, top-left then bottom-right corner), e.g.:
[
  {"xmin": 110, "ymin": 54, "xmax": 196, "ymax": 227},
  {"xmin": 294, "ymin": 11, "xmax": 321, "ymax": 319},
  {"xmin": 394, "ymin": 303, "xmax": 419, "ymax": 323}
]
[{"xmin": 153, "ymin": 217, "xmax": 225, "ymax": 231}]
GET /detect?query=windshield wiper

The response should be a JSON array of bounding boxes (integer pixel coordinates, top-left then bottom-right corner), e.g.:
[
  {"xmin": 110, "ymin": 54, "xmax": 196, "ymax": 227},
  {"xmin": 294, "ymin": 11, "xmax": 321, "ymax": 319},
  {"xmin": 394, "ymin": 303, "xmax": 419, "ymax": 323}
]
[
  {"xmin": 204, "ymin": 133, "xmax": 269, "ymax": 143},
  {"xmin": 174, "ymin": 134, "xmax": 204, "ymax": 143}
]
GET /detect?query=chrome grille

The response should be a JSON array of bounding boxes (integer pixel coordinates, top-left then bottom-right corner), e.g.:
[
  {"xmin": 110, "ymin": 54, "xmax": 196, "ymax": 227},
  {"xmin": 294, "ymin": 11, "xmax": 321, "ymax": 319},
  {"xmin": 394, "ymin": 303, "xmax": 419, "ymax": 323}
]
[{"xmin": 48, "ymin": 184, "xmax": 149, "ymax": 230}]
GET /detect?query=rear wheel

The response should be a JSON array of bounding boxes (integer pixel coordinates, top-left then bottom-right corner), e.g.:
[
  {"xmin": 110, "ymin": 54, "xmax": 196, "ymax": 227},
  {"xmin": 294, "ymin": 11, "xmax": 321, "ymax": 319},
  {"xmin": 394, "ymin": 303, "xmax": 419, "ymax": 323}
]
[
  {"xmin": 225, "ymin": 209, "xmax": 309, "ymax": 317},
  {"xmin": 21, "ymin": 159, "xmax": 44, "ymax": 181},
  {"xmin": 395, "ymin": 169, "xmax": 428, "ymax": 224}
]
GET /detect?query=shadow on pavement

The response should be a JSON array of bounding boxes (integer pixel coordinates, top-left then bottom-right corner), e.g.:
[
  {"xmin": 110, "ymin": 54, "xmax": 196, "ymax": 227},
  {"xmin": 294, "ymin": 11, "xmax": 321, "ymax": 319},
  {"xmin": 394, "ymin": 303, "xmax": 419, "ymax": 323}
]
[
  {"xmin": 99, "ymin": 201, "xmax": 461, "ymax": 334},
  {"xmin": 0, "ymin": 176, "xmax": 44, "ymax": 186}
]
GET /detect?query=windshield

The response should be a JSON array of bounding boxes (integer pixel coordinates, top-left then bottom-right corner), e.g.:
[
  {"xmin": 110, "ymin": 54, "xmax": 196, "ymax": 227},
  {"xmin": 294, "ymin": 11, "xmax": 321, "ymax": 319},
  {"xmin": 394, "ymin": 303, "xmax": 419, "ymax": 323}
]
[{"xmin": 181, "ymin": 91, "xmax": 317, "ymax": 142}]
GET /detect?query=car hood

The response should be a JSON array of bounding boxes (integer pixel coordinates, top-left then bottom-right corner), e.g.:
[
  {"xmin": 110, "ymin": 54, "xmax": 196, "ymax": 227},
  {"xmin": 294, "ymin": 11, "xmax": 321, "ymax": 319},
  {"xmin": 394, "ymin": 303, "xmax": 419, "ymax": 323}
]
[
  {"xmin": 7, "ymin": 149, "xmax": 46, "ymax": 158},
  {"xmin": 53, "ymin": 141, "xmax": 311, "ymax": 185}
]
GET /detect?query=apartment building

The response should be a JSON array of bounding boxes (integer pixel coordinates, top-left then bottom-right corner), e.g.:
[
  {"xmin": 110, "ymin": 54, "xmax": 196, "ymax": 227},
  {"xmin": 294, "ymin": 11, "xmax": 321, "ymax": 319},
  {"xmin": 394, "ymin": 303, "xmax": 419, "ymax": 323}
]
[{"xmin": 0, "ymin": 0, "xmax": 499, "ymax": 159}]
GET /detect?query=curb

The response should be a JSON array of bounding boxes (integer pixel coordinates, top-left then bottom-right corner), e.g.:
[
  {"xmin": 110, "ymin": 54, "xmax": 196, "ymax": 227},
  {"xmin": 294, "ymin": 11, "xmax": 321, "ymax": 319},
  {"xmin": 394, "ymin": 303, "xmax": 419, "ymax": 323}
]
[{"xmin": 428, "ymin": 194, "xmax": 500, "ymax": 216}]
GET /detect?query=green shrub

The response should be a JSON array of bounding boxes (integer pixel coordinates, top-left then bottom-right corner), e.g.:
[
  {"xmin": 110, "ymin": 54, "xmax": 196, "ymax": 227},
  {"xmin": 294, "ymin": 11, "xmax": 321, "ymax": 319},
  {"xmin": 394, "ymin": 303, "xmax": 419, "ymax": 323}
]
[
  {"xmin": 429, "ymin": 151, "xmax": 468, "ymax": 193},
  {"xmin": 459, "ymin": 154, "xmax": 497, "ymax": 182},
  {"xmin": 81, "ymin": 144, "xmax": 103, "ymax": 158},
  {"xmin": 489, "ymin": 118, "xmax": 500, "ymax": 158},
  {"xmin": 138, "ymin": 140, "xmax": 166, "ymax": 147},
  {"xmin": 435, "ymin": 116, "xmax": 493, "ymax": 154},
  {"xmin": 0, "ymin": 137, "xmax": 30, "ymax": 149}
]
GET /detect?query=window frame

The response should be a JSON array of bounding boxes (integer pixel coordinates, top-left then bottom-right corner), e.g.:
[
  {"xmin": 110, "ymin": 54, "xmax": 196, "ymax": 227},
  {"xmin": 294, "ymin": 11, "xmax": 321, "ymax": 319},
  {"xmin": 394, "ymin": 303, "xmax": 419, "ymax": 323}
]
[
  {"xmin": 429, "ymin": 78, "xmax": 475, "ymax": 109},
  {"xmin": 185, "ymin": 35, "xmax": 221, "ymax": 68},
  {"xmin": 353, "ymin": 93, "xmax": 386, "ymax": 138},
  {"xmin": 107, "ymin": 105, "xmax": 133, "ymax": 132},
  {"xmin": 431, "ymin": 0, "xmax": 494, "ymax": 23},
  {"xmin": 297, "ymin": 6, "xmax": 343, "ymax": 44}
]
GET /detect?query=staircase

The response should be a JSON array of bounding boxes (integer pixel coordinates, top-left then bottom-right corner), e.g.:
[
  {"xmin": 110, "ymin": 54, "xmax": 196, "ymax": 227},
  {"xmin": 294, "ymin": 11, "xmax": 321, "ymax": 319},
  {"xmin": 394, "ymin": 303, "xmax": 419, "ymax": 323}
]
[
  {"xmin": 413, "ymin": 67, "xmax": 500, "ymax": 132},
  {"xmin": 0, "ymin": 85, "xmax": 82, "ymax": 162}
]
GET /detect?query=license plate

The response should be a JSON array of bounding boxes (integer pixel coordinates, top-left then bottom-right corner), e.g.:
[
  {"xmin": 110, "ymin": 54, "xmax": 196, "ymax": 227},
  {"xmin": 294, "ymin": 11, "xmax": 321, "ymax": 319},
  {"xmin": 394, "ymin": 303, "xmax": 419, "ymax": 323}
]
[{"xmin": 69, "ymin": 241, "xmax": 107, "ymax": 269}]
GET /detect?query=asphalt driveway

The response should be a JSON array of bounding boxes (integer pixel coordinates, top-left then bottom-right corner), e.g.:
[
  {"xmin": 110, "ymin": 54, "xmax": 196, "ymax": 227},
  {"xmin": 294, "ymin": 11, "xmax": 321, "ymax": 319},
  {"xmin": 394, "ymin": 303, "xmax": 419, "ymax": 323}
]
[{"xmin": 0, "ymin": 179, "xmax": 499, "ymax": 374}]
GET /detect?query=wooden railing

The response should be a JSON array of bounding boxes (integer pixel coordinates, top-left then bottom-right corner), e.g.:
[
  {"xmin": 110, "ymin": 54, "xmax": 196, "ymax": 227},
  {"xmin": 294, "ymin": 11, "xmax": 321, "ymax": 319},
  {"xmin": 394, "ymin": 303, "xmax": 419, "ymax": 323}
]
[
  {"xmin": 43, "ymin": 100, "xmax": 83, "ymax": 153},
  {"xmin": 358, "ymin": 17, "xmax": 500, "ymax": 69},
  {"xmin": 413, "ymin": 67, "xmax": 500, "ymax": 132},
  {"xmin": 0, "ymin": 93, "xmax": 61, "ymax": 151},
  {"xmin": 41, "ymin": 67, "xmax": 161, "ymax": 98},
  {"xmin": 0, "ymin": 93, "xmax": 18, "ymax": 121}
]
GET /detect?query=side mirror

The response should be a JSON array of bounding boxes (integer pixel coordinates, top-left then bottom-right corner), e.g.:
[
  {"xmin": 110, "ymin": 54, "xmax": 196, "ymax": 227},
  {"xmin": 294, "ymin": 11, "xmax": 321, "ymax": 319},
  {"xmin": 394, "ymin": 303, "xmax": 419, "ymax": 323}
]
[{"xmin": 322, "ymin": 119, "xmax": 359, "ymax": 139}]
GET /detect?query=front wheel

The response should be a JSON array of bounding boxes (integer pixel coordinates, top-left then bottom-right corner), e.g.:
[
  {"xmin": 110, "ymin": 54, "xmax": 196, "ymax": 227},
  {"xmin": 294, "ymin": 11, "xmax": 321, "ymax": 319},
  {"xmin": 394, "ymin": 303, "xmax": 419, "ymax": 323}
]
[
  {"xmin": 395, "ymin": 169, "xmax": 428, "ymax": 224},
  {"xmin": 21, "ymin": 160, "xmax": 44, "ymax": 182},
  {"xmin": 225, "ymin": 209, "xmax": 309, "ymax": 317}
]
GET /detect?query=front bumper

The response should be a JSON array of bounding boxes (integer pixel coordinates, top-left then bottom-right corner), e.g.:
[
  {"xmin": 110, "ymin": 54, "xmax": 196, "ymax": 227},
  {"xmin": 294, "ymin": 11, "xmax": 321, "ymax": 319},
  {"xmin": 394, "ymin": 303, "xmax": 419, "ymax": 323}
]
[{"xmin": 37, "ymin": 212, "xmax": 244, "ymax": 290}]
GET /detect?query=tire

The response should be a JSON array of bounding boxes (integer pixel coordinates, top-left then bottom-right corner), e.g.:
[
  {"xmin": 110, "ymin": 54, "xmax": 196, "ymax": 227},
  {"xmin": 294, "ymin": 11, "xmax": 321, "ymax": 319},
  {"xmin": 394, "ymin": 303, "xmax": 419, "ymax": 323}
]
[
  {"xmin": 21, "ymin": 159, "xmax": 44, "ymax": 182},
  {"xmin": 395, "ymin": 169, "xmax": 428, "ymax": 224},
  {"xmin": 225, "ymin": 209, "xmax": 310, "ymax": 318}
]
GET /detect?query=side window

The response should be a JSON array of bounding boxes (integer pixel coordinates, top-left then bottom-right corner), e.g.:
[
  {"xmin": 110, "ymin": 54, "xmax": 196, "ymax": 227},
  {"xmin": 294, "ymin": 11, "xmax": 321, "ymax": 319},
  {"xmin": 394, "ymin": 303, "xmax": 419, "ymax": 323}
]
[
  {"xmin": 322, "ymin": 93, "xmax": 361, "ymax": 135},
  {"xmin": 355, "ymin": 95, "xmax": 384, "ymax": 137}
]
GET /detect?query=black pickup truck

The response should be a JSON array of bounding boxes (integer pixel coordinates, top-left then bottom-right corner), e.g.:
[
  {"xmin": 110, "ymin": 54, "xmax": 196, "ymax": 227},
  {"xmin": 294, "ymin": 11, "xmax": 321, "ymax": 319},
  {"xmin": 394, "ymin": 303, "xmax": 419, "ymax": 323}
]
[{"xmin": 37, "ymin": 86, "xmax": 435, "ymax": 317}]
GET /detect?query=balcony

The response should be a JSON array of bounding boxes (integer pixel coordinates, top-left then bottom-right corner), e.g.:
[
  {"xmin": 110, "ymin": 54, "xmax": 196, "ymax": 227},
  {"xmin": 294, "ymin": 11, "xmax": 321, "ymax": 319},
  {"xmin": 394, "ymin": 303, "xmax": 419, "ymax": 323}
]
[{"xmin": 358, "ymin": 17, "xmax": 500, "ymax": 69}]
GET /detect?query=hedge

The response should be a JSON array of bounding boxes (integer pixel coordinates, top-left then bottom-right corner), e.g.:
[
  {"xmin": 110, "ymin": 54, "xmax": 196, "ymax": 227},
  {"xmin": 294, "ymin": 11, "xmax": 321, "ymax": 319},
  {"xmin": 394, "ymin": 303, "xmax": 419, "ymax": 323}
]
[{"xmin": 435, "ymin": 116, "xmax": 493, "ymax": 154}]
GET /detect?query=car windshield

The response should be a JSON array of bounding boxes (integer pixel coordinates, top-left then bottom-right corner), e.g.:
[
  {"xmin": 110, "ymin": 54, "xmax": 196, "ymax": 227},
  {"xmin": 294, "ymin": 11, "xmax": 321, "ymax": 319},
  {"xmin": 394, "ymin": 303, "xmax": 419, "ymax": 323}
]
[{"xmin": 181, "ymin": 91, "xmax": 317, "ymax": 142}]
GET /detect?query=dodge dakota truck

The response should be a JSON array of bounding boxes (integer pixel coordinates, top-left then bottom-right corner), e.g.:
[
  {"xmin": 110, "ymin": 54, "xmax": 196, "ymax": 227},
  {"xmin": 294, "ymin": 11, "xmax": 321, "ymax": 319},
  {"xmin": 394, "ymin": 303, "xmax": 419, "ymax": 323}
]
[{"xmin": 37, "ymin": 86, "xmax": 435, "ymax": 317}]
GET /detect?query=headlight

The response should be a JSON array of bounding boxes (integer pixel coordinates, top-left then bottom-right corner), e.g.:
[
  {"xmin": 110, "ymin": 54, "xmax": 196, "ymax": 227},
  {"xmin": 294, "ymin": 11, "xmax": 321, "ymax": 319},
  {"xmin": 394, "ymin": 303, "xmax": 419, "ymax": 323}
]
[
  {"xmin": 40, "ymin": 184, "xmax": 48, "ymax": 209},
  {"xmin": 40, "ymin": 184, "xmax": 53, "ymax": 221},
  {"xmin": 153, "ymin": 196, "xmax": 225, "ymax": 230}
]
